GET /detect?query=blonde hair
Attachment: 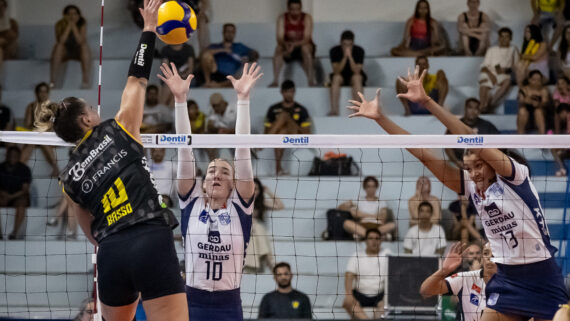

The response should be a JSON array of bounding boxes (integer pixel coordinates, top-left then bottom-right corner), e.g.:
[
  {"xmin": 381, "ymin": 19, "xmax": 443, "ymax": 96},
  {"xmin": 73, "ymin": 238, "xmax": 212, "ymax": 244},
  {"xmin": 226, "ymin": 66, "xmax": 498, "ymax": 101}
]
[{"xmin": 34, "ymin": 97, "xmax": 87, "ymax": 143}]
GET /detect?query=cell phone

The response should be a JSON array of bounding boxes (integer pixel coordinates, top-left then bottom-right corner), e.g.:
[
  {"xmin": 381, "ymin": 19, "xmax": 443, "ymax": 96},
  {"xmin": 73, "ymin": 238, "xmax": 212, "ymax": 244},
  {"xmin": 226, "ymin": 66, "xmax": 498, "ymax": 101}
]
[{"xmin": 495, "ymin": 64, "xmax": 502, "ymax": 73}]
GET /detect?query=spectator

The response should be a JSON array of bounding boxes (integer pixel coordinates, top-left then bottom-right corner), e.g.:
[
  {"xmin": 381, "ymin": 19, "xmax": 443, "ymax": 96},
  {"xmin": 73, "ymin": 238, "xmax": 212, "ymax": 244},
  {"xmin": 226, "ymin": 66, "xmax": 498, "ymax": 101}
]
[
  {"xmin": 0, "ymin": 84, "xmax": 14, "ymax": 132},
  {"xmin": 149, "ymin": 148, "xmax": 175, "ymax": 208},
  {"xmin": 557, "ymin": 25, "xmax": 570, "ymax": 79},
  {"xmin": 479, "ymin": 27, "xmax": 519, "ymax": 113},
  {"xmin": 338, "ymin": 176, "xmax": 396, "ymax": 241},
  {"xmin": 517, "ymin": 70, "xmax": 550, "ymax": 134},
  {"xmin": 457, "ymin": 0, "xmax": 490, "ymax": 56},
  {"xmin": 343, "ymin": 229, "xmax": 390, "ymax": 320},
  {"xmin": 449, "ymin": 197, "xmax": 481, "ymax": 244},
  {"xmin": 187, "ymin": 99, "xmax": 206, "ymax": 134},
  {"xmin": 408, "ymin": 176, "xmax": 441, "ymax": 226},
  {"xmin": 47, "ymin": 191, "xmax": 78, "ymax": 240},
  {"xmin": 531, "ymin": 0, "xmax": 565, "ymax": 49},
  {"xmin": 50, "ymin": 5, "xmax": 91, "ymax": 89},
  {"xmin": 461, "ymin": 242, "xmax": 483, "ymax": 271},
  {"xmin": 554, "ymin": 76, "xmax": 570, "ymax": 134},
  {"xmin": 21, "ymin": 82, "xmax": 59, "ymax": 177},
  {"xmin": 0, "ymin": 146, "xmax": 31, "ymax": 240},
  {"xmin": 270, "ymin": 0, "xmax": 315, "ymax": 87},
  {"xmin": 328, "ymin": 30, "xmax": 366, "ymax": 116},
  {"xmin": 515, "ymin": 24, "xmax": 549, "ymax": 87},
  {"xmin": 73, "ymin": 299, "xmax": 94, "ymax": 321},
  {"xmin": 445, "ymin": 98, "xmax": 500, "ymax": 168},
  {"xmin": 141, "ymin": 84, "xmax": 173, "ymax": 134},
  {"xmin": 160, "ymin": 43, "xmax": 195, "ymax": 106},
  {"xmin": 553, "ymin": 148, "xmax": 570, "ymax": 176},
  {"xmin": 200, "ymin": 23, "xmax": 259, "ymax": 88},
  {"xmin": 206, "ymin": 92, "xmax": 236, "ymax": 160},
  {"xmin": 0, "ymin": 0, "xmax": 17, "ymax": 70},
  {"xmin": 403, "ymin": 201, "xmax": 447, "ymax": 256},
  {"xmin": 188, "ymin": 0, "xmax": 211, "ymax": 52},
  {"xmin": 245, "ymin": 178, "xmax": 284, "ymax": 273},
  {"xmin": 264, "ymin": 80, "xmax": 312, "ymax": 175},
  {"xmin": 258, "ymin": 262, "xmax": 312, "ymax": 319},
  {"xmin": 396, "ymin": 56, "xmax": 448, "ymax": 115},
  {"xmin": 390, "ymin": 0, "xmax": 445, "ymax": 57}
]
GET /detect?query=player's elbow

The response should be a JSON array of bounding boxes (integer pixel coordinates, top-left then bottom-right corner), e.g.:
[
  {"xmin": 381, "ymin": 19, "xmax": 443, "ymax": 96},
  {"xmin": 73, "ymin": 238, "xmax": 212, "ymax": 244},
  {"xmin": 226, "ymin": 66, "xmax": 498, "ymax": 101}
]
[{"xmin": 419, "ymin": 283, "xmax": 436, "ymax": 298}]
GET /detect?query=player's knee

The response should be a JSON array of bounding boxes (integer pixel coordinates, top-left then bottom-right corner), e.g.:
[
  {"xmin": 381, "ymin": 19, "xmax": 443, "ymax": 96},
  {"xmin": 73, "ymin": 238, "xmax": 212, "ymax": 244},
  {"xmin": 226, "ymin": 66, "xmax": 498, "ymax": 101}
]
[
  {"xmin": 351, "ymin": 74, "xmax": 363, "ymax": 85},
  {"xmin": 331, "ymin": 74, "xmax": 343, "ymax": 85}
]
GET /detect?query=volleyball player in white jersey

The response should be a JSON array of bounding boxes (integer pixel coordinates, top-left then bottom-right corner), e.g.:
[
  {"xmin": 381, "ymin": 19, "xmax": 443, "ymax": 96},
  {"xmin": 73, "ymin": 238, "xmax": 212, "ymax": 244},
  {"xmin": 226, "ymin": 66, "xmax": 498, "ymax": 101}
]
[
  {"xmin": 158, "ymin": 62, "xmax": 260, "ymax": 321},
  {"xmin": 348, "ymin": 66, "xmax": 568, "ymax": 321}
]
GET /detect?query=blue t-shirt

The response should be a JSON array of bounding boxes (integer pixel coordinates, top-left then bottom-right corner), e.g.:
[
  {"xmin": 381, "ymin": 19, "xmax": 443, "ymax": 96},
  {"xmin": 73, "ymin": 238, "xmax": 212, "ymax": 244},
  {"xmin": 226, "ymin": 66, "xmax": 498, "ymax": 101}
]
[{"xmin": 209, "ymin": 42, "xmax": 251, "ymax": 76}]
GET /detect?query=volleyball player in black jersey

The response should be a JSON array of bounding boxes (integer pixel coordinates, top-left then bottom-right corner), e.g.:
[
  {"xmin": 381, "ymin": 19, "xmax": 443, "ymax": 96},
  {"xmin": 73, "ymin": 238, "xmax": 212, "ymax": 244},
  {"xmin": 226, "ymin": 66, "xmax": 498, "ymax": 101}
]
[{"xmin": 35, "ymin": 1, "xmax": 189, "ymax": 320}]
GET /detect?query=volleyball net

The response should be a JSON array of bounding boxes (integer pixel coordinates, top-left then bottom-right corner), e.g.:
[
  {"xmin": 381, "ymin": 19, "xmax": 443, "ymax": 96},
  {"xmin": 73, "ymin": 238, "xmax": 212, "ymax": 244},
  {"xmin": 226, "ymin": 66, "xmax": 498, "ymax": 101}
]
[{"xmin": 0, "ymin": 132, "xmax": 568, "ymax": 320}]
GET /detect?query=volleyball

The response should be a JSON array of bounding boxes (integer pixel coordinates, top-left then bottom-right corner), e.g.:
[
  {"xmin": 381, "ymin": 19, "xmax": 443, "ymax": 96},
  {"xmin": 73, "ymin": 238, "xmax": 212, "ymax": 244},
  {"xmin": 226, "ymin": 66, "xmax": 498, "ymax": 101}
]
[{"xmin": 156, "ymin": 1, "xmax": 197, "ymax": 45}]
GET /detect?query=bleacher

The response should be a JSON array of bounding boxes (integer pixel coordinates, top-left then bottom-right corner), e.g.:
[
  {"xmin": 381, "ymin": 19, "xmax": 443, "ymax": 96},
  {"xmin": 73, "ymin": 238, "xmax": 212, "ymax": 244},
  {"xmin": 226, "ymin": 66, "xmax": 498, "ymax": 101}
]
[{"xmin": 0, "ymin": 0, "xmax": 569, "ymax": 319}]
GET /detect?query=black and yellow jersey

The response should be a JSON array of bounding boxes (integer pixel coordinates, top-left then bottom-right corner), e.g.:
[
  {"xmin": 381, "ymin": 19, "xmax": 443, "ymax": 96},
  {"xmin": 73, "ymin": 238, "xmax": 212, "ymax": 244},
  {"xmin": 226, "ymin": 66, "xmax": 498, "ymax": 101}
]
[{"xmin": 60, "ymin": 119, "xmax": 178, "ymax": 243}]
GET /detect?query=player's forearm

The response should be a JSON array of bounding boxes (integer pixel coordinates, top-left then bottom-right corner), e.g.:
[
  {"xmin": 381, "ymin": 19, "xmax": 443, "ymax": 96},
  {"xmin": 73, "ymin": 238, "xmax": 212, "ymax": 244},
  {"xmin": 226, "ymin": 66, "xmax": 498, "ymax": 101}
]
[
  {"xmin": 235, "ymin": 100, "xmax": 253, "ymax": 181},
  {"xmin": 419, "ymin": 270, "xmax": 447, "ymax": 297},
  {"xmin": 424, "ymin": 99, "xmax": 474, "ymax": 135},
  {"xmin": 175, "ymin": 101, "xmax": 196, "ymax": 180}
]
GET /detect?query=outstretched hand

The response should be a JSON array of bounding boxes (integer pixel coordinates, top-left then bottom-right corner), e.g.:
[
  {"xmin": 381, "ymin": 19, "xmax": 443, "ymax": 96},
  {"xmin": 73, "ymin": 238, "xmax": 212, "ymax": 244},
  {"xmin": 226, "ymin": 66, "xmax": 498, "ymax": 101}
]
[
  {"xmin": 442, "ymin": 242, "xmax": 467, "ymax": 274},
  {"xmin": 228, "ymin": 62, "xmax": 263, "ymax": 100},
  {"xmin": 140, "ymin": 0, "xmax": 161, "ymax": 32},
  {"xmin": 347, "ymin": 89, "xmax": 383, "ymax": 121},
  {"xmin": 396, "ymin": 65, "xmax": 430, "ymax": 104},
  {"xmin": 157, "ymin": 62, "xmax": 193, "ymax": 103}
]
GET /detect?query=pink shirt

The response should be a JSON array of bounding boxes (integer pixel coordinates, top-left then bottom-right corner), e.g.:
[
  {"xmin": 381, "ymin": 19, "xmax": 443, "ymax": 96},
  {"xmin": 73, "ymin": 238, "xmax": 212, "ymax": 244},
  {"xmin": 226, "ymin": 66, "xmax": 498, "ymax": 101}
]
[{"xmin": 553, "ymin": 89, "xmax": 570, "ymax": 105}]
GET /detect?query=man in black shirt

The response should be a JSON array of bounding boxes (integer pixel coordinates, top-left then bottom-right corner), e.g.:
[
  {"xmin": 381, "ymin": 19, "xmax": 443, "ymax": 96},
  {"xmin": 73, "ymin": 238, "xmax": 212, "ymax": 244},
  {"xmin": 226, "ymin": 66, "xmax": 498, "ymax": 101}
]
[
  {"xmin": 258, "ymin": 262, "xmax": 312, "ymax": 319},
  {"xmin": 329, "ymin": 30, "xmax": 366, "ymax": 116},
  {"xmin": 0, "ymin": 84, "xmax": 14, "ymax": 131},
  {"xmin": 0, "ymin": 146, "xmax": 32, "ymax": 239},
  {"xmin": 445, "ymin": 97, "xmax": 500, "ymax": 168}
]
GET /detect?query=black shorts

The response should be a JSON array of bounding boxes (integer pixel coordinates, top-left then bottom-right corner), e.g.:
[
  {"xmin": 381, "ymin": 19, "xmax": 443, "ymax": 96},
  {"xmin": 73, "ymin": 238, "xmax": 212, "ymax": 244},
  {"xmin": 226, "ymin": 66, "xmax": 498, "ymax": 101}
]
[
  {"xmin": 97, "ymin": 221, "xmax": 185, "ymax": 306},
  {"xmin": 353, "ymin": 289, "xmax": 384, "ymax": 307},
  {"xmin": 557, "ymin": 103, "xmax": 570, "ymax": 114},
  {"xmin": 329, "ymin": 72, "xmax": 368, "ymax": 86},
  {"xmin": 283, "ymin": 43, "xmax": 316, "ymax": 63}
]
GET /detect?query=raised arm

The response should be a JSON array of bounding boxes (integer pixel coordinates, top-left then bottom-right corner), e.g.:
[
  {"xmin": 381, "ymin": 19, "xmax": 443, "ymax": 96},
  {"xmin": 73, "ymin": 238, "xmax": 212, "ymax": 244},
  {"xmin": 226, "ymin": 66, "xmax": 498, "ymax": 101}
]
[
  {"xmin": 420, "ymin": 242, "xmax": 465, "ymax": 297},
  {"xmin": 157, "ymin": 63, "xmax": 195, "ymax": 196},
  {"xmin": 228, "ymin": 63, "xmax": 263, "ymax": 200},
  {"xmin": 400, "ymin": 66, "xmax": 513, "ymax": 178},
  {"xmin": 114, "ymin": 0, "xmax": 161, "ymax": 141},
  {"xmin": 348, "ymin": 89, "xmax": 462, "ymax": 194}
]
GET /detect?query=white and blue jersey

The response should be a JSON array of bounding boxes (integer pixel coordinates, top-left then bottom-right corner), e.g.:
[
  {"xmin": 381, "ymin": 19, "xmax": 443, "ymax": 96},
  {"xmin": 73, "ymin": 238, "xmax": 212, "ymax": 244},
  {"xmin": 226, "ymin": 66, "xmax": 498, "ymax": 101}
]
[
  {"xmin": 179, "ymin": 182, "xmax": 253, "ymax": 292},
  {"xmin": 460, "ymin": 157, "xmax": 556, "ymax": 265}
]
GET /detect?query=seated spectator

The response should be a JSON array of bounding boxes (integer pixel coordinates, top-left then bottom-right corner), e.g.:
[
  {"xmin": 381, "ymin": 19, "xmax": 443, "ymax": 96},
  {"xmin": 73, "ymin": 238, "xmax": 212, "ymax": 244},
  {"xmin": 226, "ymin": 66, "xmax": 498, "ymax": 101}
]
[
  {"xmin": 517, "ymin": 70, "xmax": 550, "ymax": 134},
  {"xmin": 200, "ymin": 23, "xmax": 258, "ymax": 88},
  {"xmin": 557, "ymin": 26, "xmax": 570, "ymax": 79},
  {"xmin": 270, "ymin": 0, "xmax": 315, "ymax": 87},
  {"xmin": 396, "ymin": 56, "xmax": 448, "ymax": 115},
  {"xmin": 390, "ymin": 0, "xmax": 445, "ymax": 57},
  {"xmin": 461, "ymin": 242, "xmax": 483, "ymax": 271},
  {"xmin": 206, "ymin": 92, "xmax": 236, "ymax": 159},
  {"xmin": 245, "ymin": 178, "xmax": 284, "ymax": 273},
  {"xmin": 515, "ymin": 24, "xmax": 549, "ymax": 87},
  {"xmin": 47, "ymin": 192, "xmax": 77, "ymax": 240},
  {"xmin": 73, "ymin": 299, "xmax": 94, "ymax": 321},
  {"xmin": 338, "ymin": 176, "xmax": 396, "ymax": 241},
  {"xmin": 160, "ymin": 43, "xmax": 195, "ymax": 106},
  {"xmin": 479, "ymin": 27, "xmax": 519, "ymax": 113},
  {"xmin": 445, "ymin": 98, "xmax": 500, "ymax": 168},
  {"xmin": 420, "ymin": 242, "xmax": 496, "ymax": 321},
  {"xmin": 403, "ymin": 202, "xmax": 447, "ymax": 256},
  {"xmin": 141, "ymin": 84, "xmax": 173, "ymax": 134},
  {"xmin": 457, "ymin": 0, "xmax": 490, "ymax": 56},
  {"xmin": 0, "ymin": 0, "xmax": 17, "ymax": 69},
  {"xmin": 50, "ymin": 5, "xmax": 91, "ymax": 89},
  {"xmin": 449, "ymin": 197, "xmax": 481, "ymax": 244},
  {"xmin": 188, "ymin": 0, "xmax": 211, "ymax": 52},
  {"xmin": 258, "ymin": 262, "xmax": 312, "ymax": 319},
  {"xmin": 554, "ymin": 76, "xmax": 570, "ymax": 134},
  {"xmin": 329, "ymin": 30, "xmax": 366, "ymax": 116},
  {"xmin": 0, "ymin": 146, "xmax": 31, "ymax": 240},
  {"xmin": 187, "ymin": 99, "xmax": 206, "ymax": 133},
  {"xmin": 408, "ymin": 176, "xmax": 441, "ymax": 226},
  {"xmin": 264, "ymin": 80, "xmax": 312, "ymax": 175},
  {"xmin": 149, "ymin": 148, "xmax": 175, "ymax": 208},
  {"xmin": 531, "ymin": 0, "xmax": 565, "ymax": 49},
  {"xmin": 343, "ymin": 229, "xmax": 390, "ymax": 320},
  {"xmin": 0, "ymin": 84, "xmax": 14, "ymax": 132},
  {"xmin": 553, "ymin": 147, "xmax": 570, "ymax": 177},
  {"xmin": 21, "ymin": 82, "xmax": 59, "ymax": 177}
]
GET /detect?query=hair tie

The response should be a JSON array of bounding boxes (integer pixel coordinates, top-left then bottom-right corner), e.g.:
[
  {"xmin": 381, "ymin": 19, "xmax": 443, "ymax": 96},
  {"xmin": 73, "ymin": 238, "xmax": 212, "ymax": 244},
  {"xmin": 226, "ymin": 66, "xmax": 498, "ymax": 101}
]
[{"xmin": 50, "ymin": 116, "xmax": 56, "ymax": 123}]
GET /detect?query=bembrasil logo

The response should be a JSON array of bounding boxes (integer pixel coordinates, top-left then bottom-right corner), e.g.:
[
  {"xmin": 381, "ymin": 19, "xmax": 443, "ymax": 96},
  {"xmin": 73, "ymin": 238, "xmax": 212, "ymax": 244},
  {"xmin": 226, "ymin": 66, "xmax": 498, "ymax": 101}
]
[
  {"xmin": 456, "ymin": 136, "xmax": 484, "ymax": 146},
  {"xmin": 157, "ymin": 134, "xmax": 191, "ymax": 145},
  {"xmin": 70, "ymin": 135, "xmax": 113, "ymax": 181},
  {"xmin": 282, "ymin": 136, "xmax": 309, "ymax": 145}
]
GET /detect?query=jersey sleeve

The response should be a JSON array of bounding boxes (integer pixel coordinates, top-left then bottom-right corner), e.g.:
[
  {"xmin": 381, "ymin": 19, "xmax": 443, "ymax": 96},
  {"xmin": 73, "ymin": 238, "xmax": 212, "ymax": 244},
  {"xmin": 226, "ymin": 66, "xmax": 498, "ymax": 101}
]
[
  {"xmin": 179, "ymin": 179, "xmax": 202, "ymax": 209},
  {"xmin": 230, "ymin": 188, "xmax": 254, "ymax": 215},
  {"xmin": 501, "ymin": 156, "xmax": 530, "ymax": 185},
  {"xmin": 345, "ymin": 254, "xmax": 358, "ymax": 275},
  {"xmin": 330, "ymin": 46, "xmax": 342, "ymax": 63},
  {"xmin": 258, "ymin": 294, "xmax": 271, "ymax": 318},
  {"xmin": 444, "ymin": 272, "xmax": 465, "ymax": 295},
  {"xmin": 402, "ymin": 228, "xmax": 415, "ymax": 251},
  {"xmin": 354, "ymin": 46, "xmax": 365, "ymax": 64},
  {"xmin": 437, "ymin": 225, "xmax": 447, "ymax": 250}
]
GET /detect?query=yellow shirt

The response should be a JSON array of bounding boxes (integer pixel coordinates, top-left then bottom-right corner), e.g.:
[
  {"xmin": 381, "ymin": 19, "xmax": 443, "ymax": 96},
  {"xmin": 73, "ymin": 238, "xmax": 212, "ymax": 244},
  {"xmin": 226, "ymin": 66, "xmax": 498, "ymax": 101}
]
[
  {"xmin": 190, "ymin": 112, "xmax": 205, "ymax": 133},
  {"xmin": 423, "ymin": 73, "xmax": 438, "ymax": 94},
  {"xmin": 538, "ymin": 0, "xmax": 562, "ymax": 13}
]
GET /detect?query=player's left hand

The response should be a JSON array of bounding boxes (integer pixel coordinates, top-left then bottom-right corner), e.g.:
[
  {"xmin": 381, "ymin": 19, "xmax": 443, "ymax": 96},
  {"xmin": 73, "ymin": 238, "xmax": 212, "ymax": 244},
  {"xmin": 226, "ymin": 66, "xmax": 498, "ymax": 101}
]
[
  {"xmin": 228, "ymin": 62, "xmax": 263, "ymax": 101},
  {"xmin": 140, "ymin": 0, "xmax": 162, "ymax": 32},
  {"xmin": 347, "ymin": 89, "xmax": 383, "ymax": 121},
  {"xmin": 396, "ymin": 65, "xmax": 430, "ymax": 104},
  {"xmin": 157, "ymin": 62, "xmax": 193, "ymax": 103}
]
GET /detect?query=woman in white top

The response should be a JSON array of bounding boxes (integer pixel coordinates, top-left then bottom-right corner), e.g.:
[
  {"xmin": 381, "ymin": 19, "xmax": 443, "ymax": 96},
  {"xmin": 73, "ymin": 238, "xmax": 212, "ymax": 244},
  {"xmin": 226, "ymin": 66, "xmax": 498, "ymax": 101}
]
[{"xmin": 338, "ymin": 176, "xmax": 396, "ymax": 240}]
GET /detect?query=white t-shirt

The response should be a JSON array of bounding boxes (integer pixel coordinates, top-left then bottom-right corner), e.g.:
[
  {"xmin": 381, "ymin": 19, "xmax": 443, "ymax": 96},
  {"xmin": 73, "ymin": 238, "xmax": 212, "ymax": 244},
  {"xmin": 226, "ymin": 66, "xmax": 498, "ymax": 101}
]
[
  {"xmin": 445, "ymin": 270, "xmax": 486, "ymax": 321},
  {"xmin": 149, "ymin": 159, "xmax": 175, "ymax": 197},
  {"xmin": 179, "ymin": 183, "xmax": 253, "ymax": 291},
  {"xmin": 207, "ymin": 106, "xmax": 237, "ymax": 130},
  {"xmin": 480, "ymin": 45, "xmax": 519, "ymax": 76},
  {"xmin": 345, "ymin": 248, "xmax": 391, "ymax": 296},
  {"xmin": 460, "ymin": 157, "xmax": 556, "ymax": 265},
  {"xmin": 142, "ymin": 104, "xmax": 173, "ymax": 126},
  {"xmin": 356, "ymin": 199, "xmax": 387, "ymax": 217},
  {"xmin": 403, "ymin": 224, "xmax": 447, "ymax": 256}
]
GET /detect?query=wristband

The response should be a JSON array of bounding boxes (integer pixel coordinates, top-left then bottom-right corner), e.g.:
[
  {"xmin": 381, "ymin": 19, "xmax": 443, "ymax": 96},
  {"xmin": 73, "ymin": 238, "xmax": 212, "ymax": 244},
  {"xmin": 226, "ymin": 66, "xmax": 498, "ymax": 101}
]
[
  {"xmin": 128, "ymin": 31, "xmax": 156, "ymax": 80},
  {"xmin": 175, "ymin": 102, "xmax": 187, "ymax": 109}
]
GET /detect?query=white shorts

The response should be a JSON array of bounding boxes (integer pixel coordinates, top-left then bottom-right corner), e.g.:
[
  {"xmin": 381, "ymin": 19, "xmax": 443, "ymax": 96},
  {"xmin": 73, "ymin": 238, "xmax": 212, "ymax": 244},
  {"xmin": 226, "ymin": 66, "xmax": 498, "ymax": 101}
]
[{"xmin": 479, "ymin": 71, "xmax": 510, "ymax": 88}]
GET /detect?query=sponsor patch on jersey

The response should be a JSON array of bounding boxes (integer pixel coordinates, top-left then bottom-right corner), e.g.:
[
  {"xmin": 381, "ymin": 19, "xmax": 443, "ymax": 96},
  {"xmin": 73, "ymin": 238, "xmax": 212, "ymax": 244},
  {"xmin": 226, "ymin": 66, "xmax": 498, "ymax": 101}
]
[
  {"xmin": 218, "ymin": 212, "xmax": 231, "ymax": 225},
  {"xmin": 488, "ymin": 183, "xmax": 504, "ymax": 197},
  {"xmin": 471, "ymin": 283, "xmax": 481, "ymax": 293},
  {"xmin": 472, "ymin": 193, "xmax": 481, "ymax": 205},
  {"xmin": 292, "ymin": 300, "xmax": 300, "ymax": 309},
  {"xmin": 487, "ymin": 293, "xmax": 499, "ymax": 306},
  {"xmin": 484, "ymin": 202, "xmax": 502, "ymax": 218},
  {"xmin": 470, "ymin": 293, "xmax": 479, "ymax": 306},
  {"xmin": 199, "ymin": 210, "xmax": 209, "ymax": 223}
]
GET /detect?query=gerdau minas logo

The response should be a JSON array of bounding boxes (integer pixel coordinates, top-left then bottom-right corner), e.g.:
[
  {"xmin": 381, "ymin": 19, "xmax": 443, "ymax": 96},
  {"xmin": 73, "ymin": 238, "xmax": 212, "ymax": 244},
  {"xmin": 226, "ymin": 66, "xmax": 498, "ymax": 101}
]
[
  {"xmin": 456, "ymin": 136, "xmax": 484, "ymax": 146},
  {"xmin": 282, "ymin": 136, "xmax": 309, "ymax": 145}
]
